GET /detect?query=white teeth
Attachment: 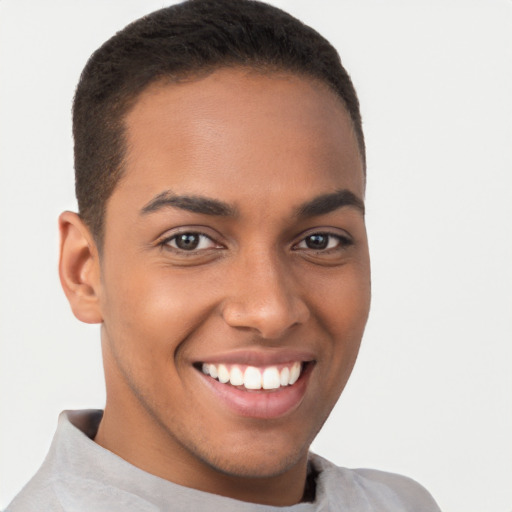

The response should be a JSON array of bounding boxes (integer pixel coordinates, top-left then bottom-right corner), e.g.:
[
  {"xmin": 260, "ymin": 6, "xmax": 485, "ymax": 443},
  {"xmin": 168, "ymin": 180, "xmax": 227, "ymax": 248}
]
[
  {"xmin": 244, "ymin": 366, "xmax": 262, "ymax": 390},
  {"xmin": 217, "ymin": 364, "xmax": 230, "ymax": 384},
  {"xmin": 200, "ymin": 361, "xmax": 304, "ymax": 389},
  {"xmin": 262, "ymin": 367, "xmax": 280, "ymax": 390},
  {"xmin": 229, "ymin": 366, "xmax": 244, "ymax": 386},
  {"xmin": 280, "ymin": 366, "xmax": 290, "ymax": 386},
  {"xmin": 209, "ymin": 364, "xmax": 218, "ymax": 379},
  {"xmin": 289, "ymin": 362, "xmax": 301, "ymax": 385}
]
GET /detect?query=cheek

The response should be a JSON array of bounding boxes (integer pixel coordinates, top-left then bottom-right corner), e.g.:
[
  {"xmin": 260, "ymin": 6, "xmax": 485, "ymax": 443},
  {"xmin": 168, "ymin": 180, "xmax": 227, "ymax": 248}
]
[
  {"xmin": 100, "ymin": 264, "xmax": 217, "ymax": 360},
  {"xmin": 307, "ymin": 259, "xmax": 371, "ymax": 332},
  {"xmin": 306, "ymin": 262, "xmax": 370, "ymax": 385}
]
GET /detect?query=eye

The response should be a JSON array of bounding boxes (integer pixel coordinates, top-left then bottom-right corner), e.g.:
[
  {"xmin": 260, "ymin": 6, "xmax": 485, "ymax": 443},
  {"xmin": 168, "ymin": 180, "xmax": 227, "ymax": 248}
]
[
  {"xmin": 295, "ymin": 232, "xmax": 352, "ymax": 251},
  {"xmin": 164, "ymin": 232, "xmax": 218, "ymax": 251}
]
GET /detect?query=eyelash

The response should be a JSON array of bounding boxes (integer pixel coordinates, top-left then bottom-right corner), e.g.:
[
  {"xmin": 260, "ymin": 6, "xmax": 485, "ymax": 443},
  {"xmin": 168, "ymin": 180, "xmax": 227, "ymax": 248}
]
[
  {"xmin": 160, "ymin": 232, "xmax": 220, "ymax": 253},
  {"xmin": 158, "ymin": 230, "xmax": 353, "ymax": 254},
  {"xmin": 294, "ymin": 232, "xmax": 353, "ymax": 252}
]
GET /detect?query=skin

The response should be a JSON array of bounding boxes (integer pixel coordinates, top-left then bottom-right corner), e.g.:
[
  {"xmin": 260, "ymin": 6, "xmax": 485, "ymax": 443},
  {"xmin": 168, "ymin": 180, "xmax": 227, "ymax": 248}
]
[{"xmin": 59, "ymin": 68, "xmax": 371, "ymax": 506}]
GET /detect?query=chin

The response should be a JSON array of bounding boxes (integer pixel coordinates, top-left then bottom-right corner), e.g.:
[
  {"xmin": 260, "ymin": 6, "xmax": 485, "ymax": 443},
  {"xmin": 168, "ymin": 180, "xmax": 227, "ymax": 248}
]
[
  {"xmin": 203, "ymin": 449, "xmax": 305, "ymax": 479},
  {"xmin": 188, "ymin": 428, "xmax": 313, "ymax": 480}
]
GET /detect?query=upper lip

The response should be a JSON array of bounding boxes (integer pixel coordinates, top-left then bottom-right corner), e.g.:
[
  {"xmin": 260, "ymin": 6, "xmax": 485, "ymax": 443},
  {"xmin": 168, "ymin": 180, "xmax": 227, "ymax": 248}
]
[{"xmin": 194, "ymin": 348, "xmax": 316, "ymax": 367}]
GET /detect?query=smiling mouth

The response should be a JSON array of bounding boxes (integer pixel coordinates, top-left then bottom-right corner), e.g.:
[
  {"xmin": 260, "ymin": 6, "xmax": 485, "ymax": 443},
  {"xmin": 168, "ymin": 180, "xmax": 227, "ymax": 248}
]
[{"xmin": 195, "ymin": 361, "xmax": 310, "ymax": 391}]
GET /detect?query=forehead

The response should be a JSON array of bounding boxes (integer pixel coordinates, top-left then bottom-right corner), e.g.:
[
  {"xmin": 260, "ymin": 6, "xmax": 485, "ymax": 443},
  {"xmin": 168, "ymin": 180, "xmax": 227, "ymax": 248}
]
[{"xmin": 115, "ymin": 68, "xmax": 364, "ymax": 213}]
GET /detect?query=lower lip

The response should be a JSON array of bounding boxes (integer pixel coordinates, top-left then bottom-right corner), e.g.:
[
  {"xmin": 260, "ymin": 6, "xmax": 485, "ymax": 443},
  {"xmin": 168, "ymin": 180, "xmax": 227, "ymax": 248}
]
[{"xmin": 197, "ymin": 365, "xmax": 313, "ymax": 419}]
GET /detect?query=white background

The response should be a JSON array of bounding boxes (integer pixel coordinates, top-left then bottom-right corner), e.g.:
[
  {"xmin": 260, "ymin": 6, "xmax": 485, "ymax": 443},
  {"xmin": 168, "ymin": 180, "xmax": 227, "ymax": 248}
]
[{"xmin": 0, "ymin": 1, "xmax": 511, "ymax": 511}]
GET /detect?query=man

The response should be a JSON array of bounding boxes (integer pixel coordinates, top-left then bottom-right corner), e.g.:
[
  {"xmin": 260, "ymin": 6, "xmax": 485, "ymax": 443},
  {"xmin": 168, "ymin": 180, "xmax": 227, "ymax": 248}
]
[{"xmin": 6, "ymin": 1, "xmax": 441, "ymax": 510}]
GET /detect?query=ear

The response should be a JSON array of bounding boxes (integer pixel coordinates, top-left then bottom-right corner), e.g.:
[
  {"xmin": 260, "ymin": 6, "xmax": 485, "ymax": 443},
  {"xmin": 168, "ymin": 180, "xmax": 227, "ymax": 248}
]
[{"xmin": 58, "ymin": 211, "xmax": 103, "ymax": 324}]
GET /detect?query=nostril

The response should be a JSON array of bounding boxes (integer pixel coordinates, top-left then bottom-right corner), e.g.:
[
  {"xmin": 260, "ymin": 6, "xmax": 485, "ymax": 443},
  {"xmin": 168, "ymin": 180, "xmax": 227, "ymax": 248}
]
[{"xmin": 221, "ymin": 298, "xmax": 310, "ymax": 340}]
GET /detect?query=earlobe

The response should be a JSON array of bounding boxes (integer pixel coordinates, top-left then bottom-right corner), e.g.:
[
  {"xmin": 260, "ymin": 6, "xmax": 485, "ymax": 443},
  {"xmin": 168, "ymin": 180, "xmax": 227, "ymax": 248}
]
[{"xmin": 58, "ymin": 211, "xmax": 103, "ymax": 324}]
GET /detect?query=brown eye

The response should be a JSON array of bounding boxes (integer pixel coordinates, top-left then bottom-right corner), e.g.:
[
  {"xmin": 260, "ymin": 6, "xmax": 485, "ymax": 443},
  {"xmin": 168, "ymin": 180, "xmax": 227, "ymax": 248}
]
[
  {"xmin": 165, "ymin": 232, "xmax": 217, "ymax": 251},
  {"xmin": 175, "ymin": 233, "xmax": 200, "ymax": 250},
  {"xmin": 295, "ymin": 232, "xmax": 353, "ymax": 252},
  {"xmin": 304, "ymin": 234, "xmax": 329, "ymax": 250}
]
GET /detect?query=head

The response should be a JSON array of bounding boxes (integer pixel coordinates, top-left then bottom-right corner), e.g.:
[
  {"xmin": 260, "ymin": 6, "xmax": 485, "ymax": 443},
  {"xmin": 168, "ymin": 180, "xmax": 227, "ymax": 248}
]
[
  {"xmin": 60, "ymin": 0, "xmax": 370, "ymax": 505},
  {"xmin": 73, "ymin": 0, "xmax": 365, "ymax": 246}
]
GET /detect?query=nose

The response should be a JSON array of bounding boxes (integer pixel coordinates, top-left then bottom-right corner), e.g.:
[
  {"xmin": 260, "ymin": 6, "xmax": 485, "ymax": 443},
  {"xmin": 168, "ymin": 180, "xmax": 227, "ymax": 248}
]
[{"xmin": 220, "ymin": 250, "xmax": 310, "ymax": 340}]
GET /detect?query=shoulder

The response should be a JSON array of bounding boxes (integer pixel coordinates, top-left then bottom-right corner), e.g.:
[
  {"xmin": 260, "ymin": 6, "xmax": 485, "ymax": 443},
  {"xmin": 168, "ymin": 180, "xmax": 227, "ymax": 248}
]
[
  {"xmin": 351, "ymin": 467, "xmax": 442, "ymax": 511},
  {"xmin": 5, "ymin": 472, "xmax": 65, "ymax": 512},
  {"xmin": 5, "ymin": 410, "xmax": 102, "ymax": 512},
  {"xmin": 310, "ymin": 453, "xmax": 441, "ymax": 511}
]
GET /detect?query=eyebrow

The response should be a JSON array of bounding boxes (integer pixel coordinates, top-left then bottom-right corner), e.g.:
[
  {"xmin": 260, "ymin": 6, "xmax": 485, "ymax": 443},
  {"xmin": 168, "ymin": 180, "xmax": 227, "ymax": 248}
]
[
  {"xmin": 296, "ymin": 189, "xmax": 365, "ymax": 217},
  {"xmin": 140, "ymin": 188, "xmax": 364, "ymax": 218},
  {"xmin": 141, "ymin": 191, "xmax": 237, "ymax": 217}
]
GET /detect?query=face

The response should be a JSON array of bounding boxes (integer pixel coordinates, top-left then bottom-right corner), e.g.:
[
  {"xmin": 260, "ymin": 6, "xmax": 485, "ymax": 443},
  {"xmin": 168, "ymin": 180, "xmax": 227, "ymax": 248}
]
[{"xmin": 95, "ymin": 68, "xmax": 370, "ymax": 490}]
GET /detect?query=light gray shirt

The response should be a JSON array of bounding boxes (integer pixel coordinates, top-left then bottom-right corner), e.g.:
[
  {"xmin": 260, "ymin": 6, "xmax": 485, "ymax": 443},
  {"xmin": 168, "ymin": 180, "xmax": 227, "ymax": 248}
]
[{"xmin": 6, "ymin": 410, "xmax": 441, "ymax": 511}]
